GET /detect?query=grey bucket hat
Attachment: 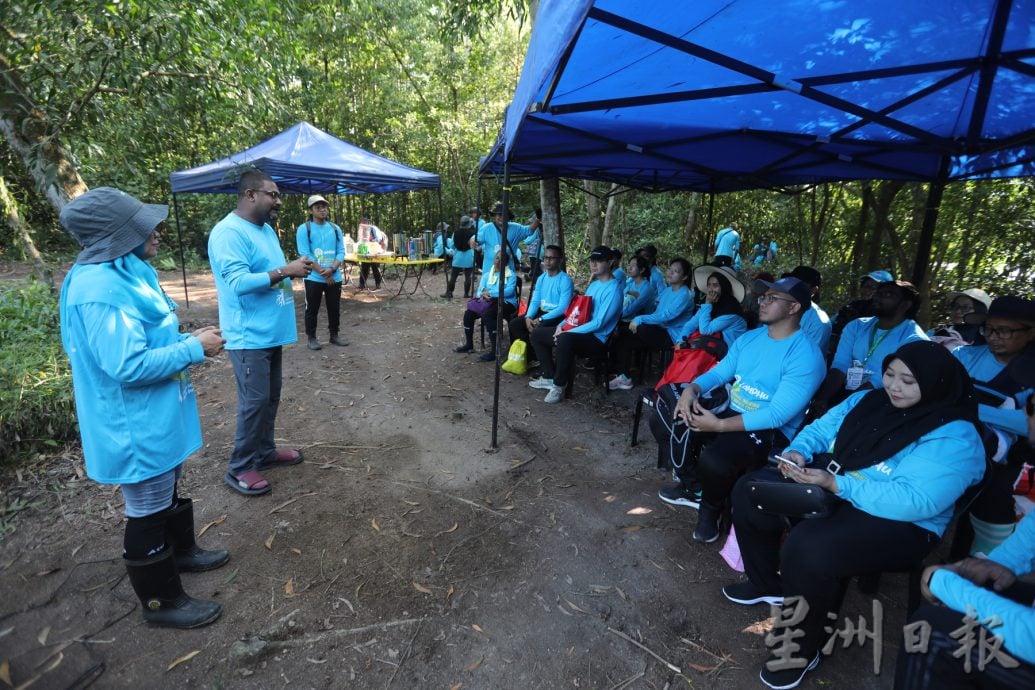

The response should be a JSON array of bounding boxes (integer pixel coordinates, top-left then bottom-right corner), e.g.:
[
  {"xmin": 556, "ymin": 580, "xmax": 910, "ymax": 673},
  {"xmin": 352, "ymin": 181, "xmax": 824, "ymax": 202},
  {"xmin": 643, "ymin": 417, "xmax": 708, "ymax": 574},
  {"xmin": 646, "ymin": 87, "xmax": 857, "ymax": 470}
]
[{"xmin": 60, "ymin": 187, "xmax": 168, "ymax": 264}]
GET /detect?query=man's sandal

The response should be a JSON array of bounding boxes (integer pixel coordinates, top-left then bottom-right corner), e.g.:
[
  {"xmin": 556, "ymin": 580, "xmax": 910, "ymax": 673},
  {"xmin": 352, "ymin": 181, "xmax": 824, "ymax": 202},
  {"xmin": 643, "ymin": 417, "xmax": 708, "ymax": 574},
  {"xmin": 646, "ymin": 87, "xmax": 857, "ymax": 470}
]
[
  {"xmin": 224, "ymin": 470, "xmax": 271, "ymax": 496},
  {"xmin": 255, "ymin": 448, "xmax": 304, "ymax": 471}
]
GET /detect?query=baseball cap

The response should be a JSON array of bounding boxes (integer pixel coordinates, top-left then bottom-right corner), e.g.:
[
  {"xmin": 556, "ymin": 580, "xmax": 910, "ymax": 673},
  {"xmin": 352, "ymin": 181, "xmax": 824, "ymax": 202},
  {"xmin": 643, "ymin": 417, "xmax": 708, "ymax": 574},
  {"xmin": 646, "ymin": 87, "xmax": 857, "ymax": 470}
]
[
  {"xmin": 754, "ymin": 276, "xmax": 812, "ymax": 310},
  {"xmin": 946, "ymin": 287, "xmax": 992, "ymax": 311},
  {"xmin": 789, "ymin": 265, "xmax": 822, "ymax": 288},
  {"xmin": 307, "ymin": 194, "xmax": 328, "ymax": 208},
  {"xmin": 589, "ymin": 245, "xmax": 615, "ymax": 262},
  {"xmin": 861, "ymin": 269, "xmax": 894, "ymax": 284}
]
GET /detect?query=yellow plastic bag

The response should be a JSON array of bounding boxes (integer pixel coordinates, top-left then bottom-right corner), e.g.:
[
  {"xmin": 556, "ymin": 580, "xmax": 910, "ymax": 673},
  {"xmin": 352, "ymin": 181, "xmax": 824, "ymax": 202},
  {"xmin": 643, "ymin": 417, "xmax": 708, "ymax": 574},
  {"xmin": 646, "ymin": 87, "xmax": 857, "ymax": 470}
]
[{"xmin": 501, "ymin": 339, "xmax": 528, "ymax": 375}]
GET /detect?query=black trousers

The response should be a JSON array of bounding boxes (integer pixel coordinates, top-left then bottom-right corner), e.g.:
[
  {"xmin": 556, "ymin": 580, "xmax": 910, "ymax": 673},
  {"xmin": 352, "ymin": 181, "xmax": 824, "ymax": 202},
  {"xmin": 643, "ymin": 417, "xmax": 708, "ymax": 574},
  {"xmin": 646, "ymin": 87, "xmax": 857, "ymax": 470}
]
[
  {"xmin": 303, "ymin": 279, "xmax": 342, "ymax": 337},
  {"xmin": 732, "ymin": 472, "xmax": 938, "ymax": 659},
  {"xmin": 697, "ymin": 426, "xmax": 785, "ymax": 511},
  {"xmin": 445, "ymin": 266, "xmax": 473, "ymax": 297},
  {"xmin": 532, "ymin": 329, "xmax": 606, "ymax": 387},
  {"xmin": 461, "ymin": 300, "xmax": 516, "ymax": 345},
  {"xmin": 612, "ymin": 323, "xmax": 673, "ymax": 375},
  {"xmin": 713, "ymin": 255, "xmax": 734, "ymax": 267},
  {"xmin": 894, "ymin": 585, "xmax": 1035, "ymax": 689},
  {"xmin": 359, "ymin": 263, "xmax": 382, "ymax": 287}
]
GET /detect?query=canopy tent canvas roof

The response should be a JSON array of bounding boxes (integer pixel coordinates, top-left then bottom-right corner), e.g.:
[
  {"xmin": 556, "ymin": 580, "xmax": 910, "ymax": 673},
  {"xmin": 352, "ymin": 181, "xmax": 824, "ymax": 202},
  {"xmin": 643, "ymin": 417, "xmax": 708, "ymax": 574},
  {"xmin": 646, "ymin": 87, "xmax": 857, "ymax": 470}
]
[
  {"xmin": 480, "ymin": 0, "xmax": 1035, "ymax": 193},
  {"xmin": 171, "ymin": 121, "xmax": 440, "ymax": 195}
]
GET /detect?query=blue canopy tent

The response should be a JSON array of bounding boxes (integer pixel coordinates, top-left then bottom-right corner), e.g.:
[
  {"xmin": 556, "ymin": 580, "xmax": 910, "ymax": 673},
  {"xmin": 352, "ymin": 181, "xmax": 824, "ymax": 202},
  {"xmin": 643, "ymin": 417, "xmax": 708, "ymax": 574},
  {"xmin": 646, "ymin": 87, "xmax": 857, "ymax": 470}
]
[
  {"xmin": 479, "ymin": 0, "xmax": 1035, "ymax": 446},
  {"xmin": 168, "ymin": 121, "xmax": 440, "ymax": 302}
]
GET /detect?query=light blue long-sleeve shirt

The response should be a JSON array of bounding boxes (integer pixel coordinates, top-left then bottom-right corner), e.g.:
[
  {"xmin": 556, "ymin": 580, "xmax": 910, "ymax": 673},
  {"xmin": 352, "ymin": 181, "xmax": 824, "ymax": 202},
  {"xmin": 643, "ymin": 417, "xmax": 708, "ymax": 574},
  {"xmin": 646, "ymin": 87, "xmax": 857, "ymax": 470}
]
[
  {"xmin": 527, "ymin": 271, "xmax": 574, "ymax": 321},
  {"xmin": 208, "ymin": 212, "xmax": 297, "ymax": 350},
  {"xmin": 676, "ymin": 303, "xmax": 748, "ymax": 349},
  {"xmin": 930, "ymin": 510, "xmax": 1035, "ymax": 664},
  {"xmin": 694, "ymin": 327, "xmax": 826, "ymax": 439},
  {"xmin": 787, "ymin": 392, "xmax": 985, "ymax": 535},
  {"xmin": 800, "ymin": 302, "xmax": 832, "ymax": 354},
  {"xmin": 60, "ymin": 257, "xmax": 205, "ymax": 484},
  {"xmin": 477, "ymin": 267, "xmax": 518, "ymax": 307},
  {"xmin": 622, "ymin": 277, "xmax": 656, "ymax": 319},
  {"xmin": 565, "ymin": 277, "xmax": 623, "ymax": 342},
  {"xmin": 648, "ymin": 266, "xmax": 666, "ymax": 307},
  {"xmin": 446, "ymin": 237, "xmax": 475, "ymax": 269},
  {"xmin": 633, "ymin": 285, "xmax": 694, "ymax": 342},
  {"xmin": 714, "ymin": 227, "xmax": 740, "ymax": 258},
  {"xmin": 831, "ymin": 316, "xmax": 928, "ymax": 388},
  {"xmin": 296, "ymin": 220, "xmax": 344, "ymax": 283},
  {"xmin": 613, "ymin": 267, "xmax": 627, "ymax": 294},
  {"xmin": 952, "ymin": 344, "xmax": 1032, "ymax": 437},
  {"xmin": 475, "ymin": 220, "xmax": 536, "ymax": 273}
]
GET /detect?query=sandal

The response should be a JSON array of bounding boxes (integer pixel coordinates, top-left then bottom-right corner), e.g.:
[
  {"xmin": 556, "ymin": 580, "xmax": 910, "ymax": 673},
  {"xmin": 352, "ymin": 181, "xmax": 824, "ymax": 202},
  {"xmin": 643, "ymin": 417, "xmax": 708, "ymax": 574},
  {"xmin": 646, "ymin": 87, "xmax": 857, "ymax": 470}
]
[
  {"xmin": 255, "ymin": 448, "xmax": 304, "ymax": 471},
  {"xmin": 224, "ymin": 470, "xmax": 271, "ymax": 496}
]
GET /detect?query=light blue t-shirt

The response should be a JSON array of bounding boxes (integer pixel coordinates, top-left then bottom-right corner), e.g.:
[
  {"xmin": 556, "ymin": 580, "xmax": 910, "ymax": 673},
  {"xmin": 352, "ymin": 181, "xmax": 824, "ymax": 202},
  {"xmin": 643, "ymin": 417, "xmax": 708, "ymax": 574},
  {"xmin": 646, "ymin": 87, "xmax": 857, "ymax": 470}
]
[
  {"xmin": 446, "ymin": 237, "xmax": 475, "ymax": 269},
  {"xmin": 209, "ymin": 212, "xmax": 298, "ymax": 350},
  {"xmin": 477, "ymin": 267, "xmax": 518, "ymax": 307},
  {"xmin": 714, "ymin": 227, "xmax": 740, "ymax": 258},
  {"xmin": 633, "ymin": 285, "xmax": 694, "ymax": 342},
  {"xmin": 952, "ymin": 344, "xmax": 1031, "ymax": 437},
  {"xmin": 475, "ymin": 220, "xmax": 536, "ymax": 273},
  {"xmin": 800, "ymin": 302, "xmax": 832, "ymax": 354},
  {"xmin": 60, "ymin": 256, "xmax": 205, "ymax": 484},
  {"xmin": 831, "ymin": 316, "xmax": 928, "ymax": 389},
  {"xmin": 694, "ymin": 327, "xmax": 826, "ymax": 439},
  {"xmin": 930, "ymin": 510, "xmax": 1035, "ymax": 664},
  {"xmin": 788, "ymin": 391, "xmax": 984, "ymax": 536},
  {"xmin": 676, "ymin": 303, "xmax": 748, "ymax": 349},
  {"xmin": 296, "ymin": 220, "xmax": 344, "ymax": 284},
  {"xmin": 622, "ymin": 277, "xmax": 656, "ymax": 319},
  {"xmin": 565, "ymin": 277, "xmax": 623, "ymax": 343},
  {"xmin": 527, "ymin": 271, "xmax": 574, "ymax": 321}
]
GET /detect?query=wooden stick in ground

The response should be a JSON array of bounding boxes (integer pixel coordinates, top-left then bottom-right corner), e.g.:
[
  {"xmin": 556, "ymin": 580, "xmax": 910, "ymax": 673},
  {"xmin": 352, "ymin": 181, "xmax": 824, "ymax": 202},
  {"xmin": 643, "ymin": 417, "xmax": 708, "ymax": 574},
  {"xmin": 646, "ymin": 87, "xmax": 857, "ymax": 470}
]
[{"xmin": 607, "ymin": 626, "xmax": 681, "ymax": 674}]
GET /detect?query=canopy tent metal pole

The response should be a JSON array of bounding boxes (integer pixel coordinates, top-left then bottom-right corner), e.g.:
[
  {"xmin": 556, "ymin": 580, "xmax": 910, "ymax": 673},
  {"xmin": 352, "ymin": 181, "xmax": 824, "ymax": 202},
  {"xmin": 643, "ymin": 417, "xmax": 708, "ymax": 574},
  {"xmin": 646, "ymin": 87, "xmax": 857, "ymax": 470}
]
[
  {"xmin": 491, "ymin": 164, "xmax": 512, "ymax": 449},
  {"xmin": 703, "ymin": 191, "xmax": 715, "ymax": 264},
  {"xmin": 171, "ymin": 193, "xmax": 190, "ymax": 307},
  {"xmin": 910, "ymin": 155, "xmax": 951, "ymax": 291}
]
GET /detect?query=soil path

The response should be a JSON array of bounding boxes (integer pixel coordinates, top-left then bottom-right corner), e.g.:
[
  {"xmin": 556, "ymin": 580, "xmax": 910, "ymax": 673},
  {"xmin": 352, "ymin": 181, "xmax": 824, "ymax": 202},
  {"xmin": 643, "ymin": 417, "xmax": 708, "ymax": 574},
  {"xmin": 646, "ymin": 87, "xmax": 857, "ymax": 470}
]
[{"xmin": 0, "ymin": 268, "xmax": 904, "ymax": 688}]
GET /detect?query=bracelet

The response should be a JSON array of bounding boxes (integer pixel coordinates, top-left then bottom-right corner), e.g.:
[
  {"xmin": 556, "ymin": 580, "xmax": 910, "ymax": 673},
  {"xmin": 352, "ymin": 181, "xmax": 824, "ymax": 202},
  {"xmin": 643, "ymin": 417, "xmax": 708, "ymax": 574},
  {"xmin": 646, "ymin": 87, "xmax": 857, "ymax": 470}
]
[{"xmin": 276, "ymin": 267, "xmax": 285, "ymax": 279}]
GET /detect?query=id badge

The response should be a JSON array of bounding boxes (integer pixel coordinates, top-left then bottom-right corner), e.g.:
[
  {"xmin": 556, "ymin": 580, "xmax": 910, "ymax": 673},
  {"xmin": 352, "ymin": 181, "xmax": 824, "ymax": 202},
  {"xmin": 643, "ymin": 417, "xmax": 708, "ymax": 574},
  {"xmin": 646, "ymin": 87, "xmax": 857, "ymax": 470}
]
[{"xmin": 845, "ymin": 366, "xmax": 866, "ymax": 391}]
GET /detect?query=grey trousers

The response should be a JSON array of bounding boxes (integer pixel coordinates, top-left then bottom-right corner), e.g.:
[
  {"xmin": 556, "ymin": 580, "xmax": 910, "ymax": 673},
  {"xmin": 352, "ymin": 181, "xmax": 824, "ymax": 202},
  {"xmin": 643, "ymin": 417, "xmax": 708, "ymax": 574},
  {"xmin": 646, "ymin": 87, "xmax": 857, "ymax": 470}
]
[{"xmin": 228, "ymin": 347, "xmax": 282, "ymax": 475}]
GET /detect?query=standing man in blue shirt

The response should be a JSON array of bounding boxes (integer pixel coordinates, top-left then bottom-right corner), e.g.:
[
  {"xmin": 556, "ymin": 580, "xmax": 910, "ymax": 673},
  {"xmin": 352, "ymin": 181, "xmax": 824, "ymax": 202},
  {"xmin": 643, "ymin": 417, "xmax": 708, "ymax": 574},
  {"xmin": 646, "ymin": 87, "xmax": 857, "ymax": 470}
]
[
  {"xmin": 666, "ymin": 277, "xmax": 826, "ymax": 543},
  {"xmin": 209, "ymin": 170, "xmax": 312, "ymax": 496},
  {"xmin": 713, "ymin": 222, "xmax": 741, "ymax": 268},
  {"xmin": 296, "ymin": 195, "xmax": 347, "ymax": 350},
  {"xmin": 471, "ymin": 202, "xmax": 540, "ymax": 276}
]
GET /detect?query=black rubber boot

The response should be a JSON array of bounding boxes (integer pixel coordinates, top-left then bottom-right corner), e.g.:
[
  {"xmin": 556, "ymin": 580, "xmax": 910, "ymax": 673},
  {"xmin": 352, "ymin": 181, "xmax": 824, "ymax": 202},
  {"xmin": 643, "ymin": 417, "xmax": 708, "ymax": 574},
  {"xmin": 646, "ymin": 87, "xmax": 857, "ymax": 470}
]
[
  {"xmin": 166, "ymin": 498, "xmax": 230, "ymax": 572},
  {"xmin": 125, "ymin": 551, "xmax": 222, "ymax": 629}
]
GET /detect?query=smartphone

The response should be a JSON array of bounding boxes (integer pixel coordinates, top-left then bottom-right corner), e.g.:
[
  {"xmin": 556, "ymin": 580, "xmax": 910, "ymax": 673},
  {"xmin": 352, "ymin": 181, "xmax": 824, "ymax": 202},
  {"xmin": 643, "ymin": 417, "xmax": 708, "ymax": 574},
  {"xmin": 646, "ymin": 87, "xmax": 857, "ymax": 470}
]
[{"xmin": 771, "ymin": 454, "xmax": 800, "ymax": 469}]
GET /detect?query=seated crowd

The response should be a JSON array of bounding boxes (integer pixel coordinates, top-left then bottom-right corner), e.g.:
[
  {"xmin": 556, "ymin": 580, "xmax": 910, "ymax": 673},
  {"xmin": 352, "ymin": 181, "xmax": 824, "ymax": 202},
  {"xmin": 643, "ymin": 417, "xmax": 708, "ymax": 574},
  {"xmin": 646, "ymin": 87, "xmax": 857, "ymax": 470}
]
[{"xmin": 447, "ymin": 210, "xmax": 1034, "ymax": 689}]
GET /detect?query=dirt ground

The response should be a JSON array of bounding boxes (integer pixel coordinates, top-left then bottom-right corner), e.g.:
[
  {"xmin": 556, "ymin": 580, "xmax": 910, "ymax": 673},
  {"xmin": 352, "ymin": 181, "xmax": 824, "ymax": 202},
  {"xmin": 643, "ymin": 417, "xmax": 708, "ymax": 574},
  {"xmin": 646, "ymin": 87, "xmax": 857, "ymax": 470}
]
[{"xmin": 0, "ymin": 265, "xmax": 915, "ymax": 689}]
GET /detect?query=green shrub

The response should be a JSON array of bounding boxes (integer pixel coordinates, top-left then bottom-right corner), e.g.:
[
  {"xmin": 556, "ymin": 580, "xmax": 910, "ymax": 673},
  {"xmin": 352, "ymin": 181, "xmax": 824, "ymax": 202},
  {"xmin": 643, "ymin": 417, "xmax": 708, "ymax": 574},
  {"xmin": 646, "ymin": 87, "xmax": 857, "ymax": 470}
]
[{"xmin": 0, "ymin": 279, "xmax": 76, "ymax": 461}]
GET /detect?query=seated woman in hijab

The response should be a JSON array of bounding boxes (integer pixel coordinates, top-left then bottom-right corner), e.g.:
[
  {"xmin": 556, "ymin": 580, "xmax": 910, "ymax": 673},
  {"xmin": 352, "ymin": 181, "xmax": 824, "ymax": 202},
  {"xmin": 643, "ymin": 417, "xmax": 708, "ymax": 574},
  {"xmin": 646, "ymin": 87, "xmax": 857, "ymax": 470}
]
[
  {"xmin": 454, "ymin": 250, "xmax": 518, "ymax": 362},
  {"xmin": 59, "ymin": 187, "xmax": 228, "ymax": 629},
  {"xmin": 721, "ymin": 341, "xmax": 986, "ymax": 690}
]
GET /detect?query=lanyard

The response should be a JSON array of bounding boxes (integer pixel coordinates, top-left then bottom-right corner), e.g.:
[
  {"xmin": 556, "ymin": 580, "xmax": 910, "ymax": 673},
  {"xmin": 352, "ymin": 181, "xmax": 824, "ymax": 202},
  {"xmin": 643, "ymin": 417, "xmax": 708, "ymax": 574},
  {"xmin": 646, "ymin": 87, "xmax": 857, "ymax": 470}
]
[{"xmin": 863, "ymin": 321, "xmax": 893, "ymax": 366}]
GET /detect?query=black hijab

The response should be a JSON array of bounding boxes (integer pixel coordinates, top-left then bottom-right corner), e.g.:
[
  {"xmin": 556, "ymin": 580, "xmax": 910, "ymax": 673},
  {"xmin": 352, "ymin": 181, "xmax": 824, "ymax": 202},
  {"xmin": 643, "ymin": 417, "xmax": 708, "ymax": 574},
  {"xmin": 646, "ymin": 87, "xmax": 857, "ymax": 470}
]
[
  {"xmin": 831, "ymin": 341, "xmax": 979, "ymax": 473},
  {"xmin": 709, "ymin": 271, "xmax": 744, "ymax": 318}
]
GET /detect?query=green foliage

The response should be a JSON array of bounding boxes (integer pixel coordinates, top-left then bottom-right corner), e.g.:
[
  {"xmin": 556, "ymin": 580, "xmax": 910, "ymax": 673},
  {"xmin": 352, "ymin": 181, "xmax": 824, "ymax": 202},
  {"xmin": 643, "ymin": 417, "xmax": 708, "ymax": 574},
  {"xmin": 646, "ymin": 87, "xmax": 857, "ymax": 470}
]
[{"xmin": 0, "ymin": 279, "xmax": 76, "ymax": 462}]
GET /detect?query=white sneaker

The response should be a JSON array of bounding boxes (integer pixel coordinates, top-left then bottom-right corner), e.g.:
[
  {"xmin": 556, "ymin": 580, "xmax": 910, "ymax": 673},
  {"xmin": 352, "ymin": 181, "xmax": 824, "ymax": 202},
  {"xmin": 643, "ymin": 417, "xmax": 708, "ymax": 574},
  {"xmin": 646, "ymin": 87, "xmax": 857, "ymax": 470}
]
[
  {"xmin": 528, "ymin": 376, "xmax": 554, "ymax": 390},
  {"xmin": 609, "ymin": 374, "xmax": 633, "ymax": 391},
  {"xmin": 544, "ymin": 385, "xmax": 564, "ymax": 403}
]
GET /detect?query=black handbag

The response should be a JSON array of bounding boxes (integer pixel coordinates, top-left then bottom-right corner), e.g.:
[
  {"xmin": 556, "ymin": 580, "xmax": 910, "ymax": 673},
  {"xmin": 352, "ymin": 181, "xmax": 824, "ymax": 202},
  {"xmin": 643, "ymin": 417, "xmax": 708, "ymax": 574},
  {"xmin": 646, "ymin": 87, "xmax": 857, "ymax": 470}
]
[{"xmin": 746, "ymin": 466, "xmax": 839, "ymax": 520}]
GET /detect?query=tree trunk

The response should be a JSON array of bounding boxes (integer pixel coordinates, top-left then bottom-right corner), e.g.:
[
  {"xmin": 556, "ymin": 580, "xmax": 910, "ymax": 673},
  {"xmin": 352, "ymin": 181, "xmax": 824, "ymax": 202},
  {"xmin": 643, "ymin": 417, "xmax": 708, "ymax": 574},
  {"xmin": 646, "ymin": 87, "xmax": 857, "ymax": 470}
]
[
  {"xmin": 0, "ymin": 174, "xmax": 53, "ymax": 288},
  {"xmin": 682, "ymin": 195, "xmax": 698, "ymax": 257},
  {"xmin": 539, "ymin": 177, "xmax": 562, "ymax": 247},
  {"xmin": 0, "ymin": 51, "xmax": 89, "ymax": 213},
  {"xmin": 583, "ymin": 180, "xmax": 602, "ymax": 248},
  {"xmin": 601, "ymin": 183, "xmax": 620, "ymax": 246},
  {"xmin": 848, "ymin": 183, "xmax": 870, "ymax": 296}
]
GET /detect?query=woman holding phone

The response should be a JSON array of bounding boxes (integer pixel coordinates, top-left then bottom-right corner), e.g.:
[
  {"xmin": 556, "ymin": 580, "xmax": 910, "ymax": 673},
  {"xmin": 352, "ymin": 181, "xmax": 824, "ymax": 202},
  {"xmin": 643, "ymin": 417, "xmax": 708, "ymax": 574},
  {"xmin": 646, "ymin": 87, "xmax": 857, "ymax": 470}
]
[{"xmin": 722, "ymin": 341, "xmax": 986, "ymax": 689}]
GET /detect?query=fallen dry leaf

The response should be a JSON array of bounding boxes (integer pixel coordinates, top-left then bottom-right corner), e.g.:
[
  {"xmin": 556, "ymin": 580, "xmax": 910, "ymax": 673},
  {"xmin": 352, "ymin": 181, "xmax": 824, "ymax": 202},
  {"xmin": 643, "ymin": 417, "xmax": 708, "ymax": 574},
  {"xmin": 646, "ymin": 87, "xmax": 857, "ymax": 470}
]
[
  {"xmin": 35, "ymin": 569, "xmax": 58, "ymax": 577},
  {"xmin": 166, "ymin": 650, "xmax": 200, "ymax": 672},
  {"xmin": 445, "ymin": 585, "xmax": 455, "ymax": 601},
  {"xmin": 197, "ymin": 514, "xmax": 227, "ymax": 538},
  {"xmin": 742, "ymin": 618, "xmax": 775, "ymax": 635},
  {"xmin": 450, "ymin": 684, "xmax": 462, "ymax": 690},
  {"xmin": 284, "ymin": 578, "xmax": 295, "ymax": 595},
  {"xmin": 616, "ymin": 586, "xmax": 629, "ymax": 601},
  {"xmin": 371, "ymin": 516, "xmax": 380, "ymax": 532},
  {"xmin": 0, "ymin": 659, "xmax": 11, "ymax": 687},
  {"xmin": 603, "ymin": 495, "xmax": 616, "ymax": 503},
  {"xmin": 464, "ymin": 657, "xmax": 483, "ymax": 673},
  {"xmin": 412, "ymin": 581, "xmax": 432, "ymax": 594},
  {"xmin": 471, "ymin": 624, "xmax": 487, "ymax": 635},
  {"xmin": 291, "ymin": 548, "xmax": 302, "ymax": 556},
  {"xmin": 37, "ymin": 626, "xmax": 50, "ymax": 645},
  {"xmin": 402, "ymin": 499, "xmax": 420, "ymax": 506},
  {"xmin": 435, "ymin": 522, "xmax": 459, "ymax": 536},
  {"xmin": 565, "ymin": 599, "xmax": 589, "ymax": 614},
  {"xmin": 571, "ymin": 446, "xmax": 588, "ymax": 451},
  {"xmin": 648, "ymin": 559, "xmax": 666, "ymax": 571},
  {"xmin": 622, "ymin": 525, "xmax": 643, "ymax": 533},
  {"xmin": 626, "ymin": 507, "xmax": 653, "ymax": 515},
  {"xmin": 264, "ymin": 533, "xmax": 275, "ymax": 550},
  {"xmin": 567, "ymin": 645, "xmax": 574, "ymax": 656}
]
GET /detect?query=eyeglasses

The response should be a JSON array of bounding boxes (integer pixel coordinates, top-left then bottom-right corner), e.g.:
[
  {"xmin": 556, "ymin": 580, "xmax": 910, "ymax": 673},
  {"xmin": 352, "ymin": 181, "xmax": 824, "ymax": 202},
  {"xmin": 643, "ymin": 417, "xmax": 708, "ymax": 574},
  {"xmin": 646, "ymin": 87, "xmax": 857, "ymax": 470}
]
[
  {"xmin": 249, "ymin": 189, "xmax": 282, "ymax": 200},
  {"xmin": 758, "ymin": 294, "xmax": 796, "ymax": 305},
  {"xmin": 980, "ymin": 325, "xmax": 1032, "ymax": 339},
  {"xmin": 544, "ymin": 255, "xmax": 561, "ymax": 261}
]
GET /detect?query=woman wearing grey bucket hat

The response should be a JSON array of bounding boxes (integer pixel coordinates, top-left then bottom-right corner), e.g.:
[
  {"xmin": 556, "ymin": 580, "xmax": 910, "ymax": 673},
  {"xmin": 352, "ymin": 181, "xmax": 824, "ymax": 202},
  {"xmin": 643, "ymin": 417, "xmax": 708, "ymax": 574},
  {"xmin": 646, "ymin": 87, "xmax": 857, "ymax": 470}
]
[{"xmin": 59, "ymin": 187, "xmax": 229, "ymax": 629}]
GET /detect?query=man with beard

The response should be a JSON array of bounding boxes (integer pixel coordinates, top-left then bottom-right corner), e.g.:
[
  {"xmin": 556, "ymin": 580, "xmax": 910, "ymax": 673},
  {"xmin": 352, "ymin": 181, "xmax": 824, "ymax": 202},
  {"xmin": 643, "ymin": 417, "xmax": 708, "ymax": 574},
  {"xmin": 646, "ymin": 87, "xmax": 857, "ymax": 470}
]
[
  {"xmin": 810, "ymin": 279, "xmax": 928, "ymax": 419},
  {"xmin": 209, "ymin": 170, "xmax": 312, "ymax": 496}
]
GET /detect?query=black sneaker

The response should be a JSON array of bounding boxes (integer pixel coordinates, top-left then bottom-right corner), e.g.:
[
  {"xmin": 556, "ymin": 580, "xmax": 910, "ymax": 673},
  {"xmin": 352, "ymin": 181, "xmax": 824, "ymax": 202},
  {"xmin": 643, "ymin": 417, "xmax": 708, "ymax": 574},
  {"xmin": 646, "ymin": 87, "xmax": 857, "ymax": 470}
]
[
  {"xmin": 722, "ymin": 581, "xmax": 784, "ymax": 606},
  {"xmin": 307, "ymin": 337, "xmax": 322, "ymax": 350},
  {"xmin": 658, "ymin": 484, "xmax": 701, "ymax": 509},
  {"xmin": 760, "ymin": 652, "xmax": 820, "ymax": 690},
  {"xmin": 693, "ymin": 506, "xmax": 721, "ymax": 543}
]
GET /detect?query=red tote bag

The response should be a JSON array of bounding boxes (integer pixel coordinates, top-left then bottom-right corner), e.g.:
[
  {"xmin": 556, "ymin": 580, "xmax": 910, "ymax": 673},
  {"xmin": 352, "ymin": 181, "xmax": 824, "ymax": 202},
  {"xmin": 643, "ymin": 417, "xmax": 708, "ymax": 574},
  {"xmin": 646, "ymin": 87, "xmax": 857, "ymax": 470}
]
[
  {"xmin": 655, "ymin": 330, "xmax": 723, "ymax": 390},
  {"xmin": 560, "ymin": 294, "xmax": 593, "ymax": 331}
]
